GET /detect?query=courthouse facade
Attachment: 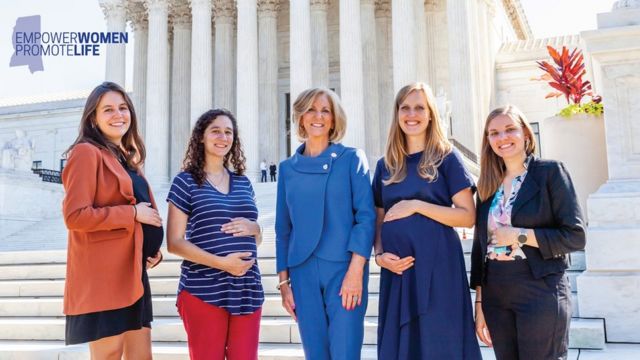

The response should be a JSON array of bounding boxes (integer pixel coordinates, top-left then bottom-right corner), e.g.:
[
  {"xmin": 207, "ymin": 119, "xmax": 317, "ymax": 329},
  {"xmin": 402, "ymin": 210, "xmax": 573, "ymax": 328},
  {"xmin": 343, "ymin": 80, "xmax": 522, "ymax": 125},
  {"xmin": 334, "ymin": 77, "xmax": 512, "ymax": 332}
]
[{"xmin": 99, "ymin": 0, "xmax": 530, "ymax": 183}]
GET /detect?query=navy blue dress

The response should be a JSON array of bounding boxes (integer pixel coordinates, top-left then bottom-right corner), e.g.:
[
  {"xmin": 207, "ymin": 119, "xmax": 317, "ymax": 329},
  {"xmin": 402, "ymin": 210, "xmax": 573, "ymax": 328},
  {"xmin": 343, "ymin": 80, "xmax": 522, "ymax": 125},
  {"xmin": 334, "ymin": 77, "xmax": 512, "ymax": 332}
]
[{"xmin": 372, "ymin": 150, "xmax": 481, "ymax": 359}]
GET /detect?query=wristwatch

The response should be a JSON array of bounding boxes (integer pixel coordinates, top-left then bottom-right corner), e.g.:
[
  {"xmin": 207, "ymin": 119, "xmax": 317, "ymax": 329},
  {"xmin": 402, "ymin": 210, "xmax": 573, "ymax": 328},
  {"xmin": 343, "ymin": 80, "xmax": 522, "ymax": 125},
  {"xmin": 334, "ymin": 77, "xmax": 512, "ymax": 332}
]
[{"xmin": 517, "ymin": 228, "xmax": 528, "ymax": 245}]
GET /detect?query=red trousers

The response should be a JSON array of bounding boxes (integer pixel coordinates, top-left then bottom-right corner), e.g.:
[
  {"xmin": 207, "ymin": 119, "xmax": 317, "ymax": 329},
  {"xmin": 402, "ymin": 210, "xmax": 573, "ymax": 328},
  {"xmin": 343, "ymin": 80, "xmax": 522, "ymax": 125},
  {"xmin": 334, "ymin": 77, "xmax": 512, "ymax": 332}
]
[{"xmin": 177, "ymin": 290, "xmax": 261, "ymax": 360}]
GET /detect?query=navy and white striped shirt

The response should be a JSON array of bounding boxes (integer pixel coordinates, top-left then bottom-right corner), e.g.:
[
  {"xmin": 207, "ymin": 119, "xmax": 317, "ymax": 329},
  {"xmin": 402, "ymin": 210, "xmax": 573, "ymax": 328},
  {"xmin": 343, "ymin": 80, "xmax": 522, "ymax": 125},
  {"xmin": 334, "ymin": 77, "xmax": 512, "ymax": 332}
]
[{"xmin": 167, "ymin": 171, "xmax": 264, "ymax": 315}]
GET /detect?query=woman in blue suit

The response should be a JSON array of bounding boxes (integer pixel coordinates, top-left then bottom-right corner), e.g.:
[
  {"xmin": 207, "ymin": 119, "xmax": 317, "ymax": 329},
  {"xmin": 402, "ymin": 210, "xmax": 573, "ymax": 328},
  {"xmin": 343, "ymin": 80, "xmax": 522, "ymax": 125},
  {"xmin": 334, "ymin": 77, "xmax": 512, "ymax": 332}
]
[{"xmin": 275, "ymin": 88, "xmax": 376, "ymax": 359}]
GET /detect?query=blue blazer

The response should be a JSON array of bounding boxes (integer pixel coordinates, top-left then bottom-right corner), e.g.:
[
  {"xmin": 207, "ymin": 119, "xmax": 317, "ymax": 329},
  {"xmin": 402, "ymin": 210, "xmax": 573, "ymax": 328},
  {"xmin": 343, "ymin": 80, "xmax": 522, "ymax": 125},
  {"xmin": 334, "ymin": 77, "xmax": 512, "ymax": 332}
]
[{"xmin": 275, "ymin": 143, "xmax": 376, "ymax": 273}]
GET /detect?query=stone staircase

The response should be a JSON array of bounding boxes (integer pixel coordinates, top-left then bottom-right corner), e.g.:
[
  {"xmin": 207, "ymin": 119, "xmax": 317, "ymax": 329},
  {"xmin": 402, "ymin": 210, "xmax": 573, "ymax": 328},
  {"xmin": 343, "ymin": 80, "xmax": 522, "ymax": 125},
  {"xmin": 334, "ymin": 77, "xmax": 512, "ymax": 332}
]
[{"xmin": 0, "ymin": 182, "xmax": 606, "ymax": 359}]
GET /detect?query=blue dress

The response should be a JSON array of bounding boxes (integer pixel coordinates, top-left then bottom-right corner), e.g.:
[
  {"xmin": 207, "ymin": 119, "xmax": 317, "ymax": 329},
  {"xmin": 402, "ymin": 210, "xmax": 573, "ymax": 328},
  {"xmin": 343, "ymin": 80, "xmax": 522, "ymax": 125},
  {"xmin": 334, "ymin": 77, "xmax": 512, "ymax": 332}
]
[{"xmin": 372, "ymin": 150, "xmax": 481, "ymax": 360}]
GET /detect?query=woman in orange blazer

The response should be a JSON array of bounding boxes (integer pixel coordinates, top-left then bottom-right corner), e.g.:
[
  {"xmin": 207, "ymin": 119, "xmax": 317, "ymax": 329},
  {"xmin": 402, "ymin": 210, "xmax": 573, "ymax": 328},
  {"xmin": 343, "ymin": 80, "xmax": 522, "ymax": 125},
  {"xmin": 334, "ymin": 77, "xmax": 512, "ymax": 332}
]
[{"xmin": 62, "ymin": 82, "xmax": 163, "ymax": 359}]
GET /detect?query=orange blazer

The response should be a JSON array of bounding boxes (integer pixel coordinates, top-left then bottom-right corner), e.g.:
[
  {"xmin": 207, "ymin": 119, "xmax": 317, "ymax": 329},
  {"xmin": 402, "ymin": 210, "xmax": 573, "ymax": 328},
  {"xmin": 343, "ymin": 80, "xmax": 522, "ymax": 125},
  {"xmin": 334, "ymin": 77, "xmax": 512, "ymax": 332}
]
[{"xmin": 62, "ymin": 142, "xmax": 157, "ymax": 315}]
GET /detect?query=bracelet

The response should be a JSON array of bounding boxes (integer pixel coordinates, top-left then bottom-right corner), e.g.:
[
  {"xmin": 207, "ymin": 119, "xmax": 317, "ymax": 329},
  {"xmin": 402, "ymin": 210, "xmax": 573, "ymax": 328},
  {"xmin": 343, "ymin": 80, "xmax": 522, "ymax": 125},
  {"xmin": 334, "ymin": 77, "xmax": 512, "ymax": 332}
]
[
  {"xmin": 374, "ymin": 252, "xmax": 383, "ymax": 258},
  {"xmin": 133, "ymin": 205, "xmax": 137, "ymax": 220},
  {"xmin": 475, "ymin": 300, "xmax": 482, "ymax": 304},
  {"xmin": 276, "ymin": 279, "xmax": 290, "ymax": 291}
]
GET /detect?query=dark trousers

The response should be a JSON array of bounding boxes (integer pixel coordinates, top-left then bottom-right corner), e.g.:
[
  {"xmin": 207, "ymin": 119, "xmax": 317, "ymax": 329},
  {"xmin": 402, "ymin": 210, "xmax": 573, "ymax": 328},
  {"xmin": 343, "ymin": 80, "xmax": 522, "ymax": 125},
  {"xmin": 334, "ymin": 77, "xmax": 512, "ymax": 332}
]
[
  {"xmin": 482, "ymin": 260, "xmax": 571, "ymax": 360},
  {"xmin": 260, "ymin": 170, "xmax": 267, "ymax": 182},
  {"xmin": 270, "ymin": 173, "xmax": 276, "ymax": 182}
]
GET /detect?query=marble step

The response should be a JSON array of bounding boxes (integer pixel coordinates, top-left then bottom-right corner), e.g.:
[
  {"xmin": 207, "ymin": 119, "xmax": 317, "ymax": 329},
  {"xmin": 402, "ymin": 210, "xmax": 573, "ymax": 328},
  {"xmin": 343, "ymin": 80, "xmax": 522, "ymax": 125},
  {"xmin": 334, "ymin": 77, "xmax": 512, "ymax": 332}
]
[
  {"xmin": 0, "ymin": 341, "xmax": 383, "ymax": 360},
  {"xmin": 0, "ymin": 291, "xmax": 584, "ymax": 320},
  {"xmin": 0, "ymin": 250, "xmax": 586, "ymax": 280},
  {"xmin": 0, "ymin": 317, "xmax": 605, "ymax": 349}
]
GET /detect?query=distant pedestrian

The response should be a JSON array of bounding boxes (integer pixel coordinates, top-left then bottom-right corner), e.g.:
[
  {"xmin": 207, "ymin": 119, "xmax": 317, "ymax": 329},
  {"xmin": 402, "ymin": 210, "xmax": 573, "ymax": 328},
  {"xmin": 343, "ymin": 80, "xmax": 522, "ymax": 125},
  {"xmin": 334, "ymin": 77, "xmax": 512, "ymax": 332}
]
[
  {"xmin": 269, "ymin": 162, "xmax": 277, "ymax": 182},
  {"xmin": 260, "ymin": 159, "xmax": 267, "ymax": 182}
]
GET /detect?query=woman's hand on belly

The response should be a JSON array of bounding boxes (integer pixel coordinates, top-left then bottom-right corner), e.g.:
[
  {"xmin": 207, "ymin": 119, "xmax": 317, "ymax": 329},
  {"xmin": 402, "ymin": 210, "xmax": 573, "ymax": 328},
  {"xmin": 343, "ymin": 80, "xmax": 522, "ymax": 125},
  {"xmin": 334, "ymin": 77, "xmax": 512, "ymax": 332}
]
[
  {"xmin": 221, "ymin": 217, "xmax": 260, "ymax": 237},
  {"xmin": 218, "ymin": 252, "xmax": 255, "ymax": 276},
  {"xmin": 376, "ymin": 252, "xmax": 415, "ymax": 275},
  {"xmin": 384, "ymin": 200, "xmax": 417, "ymax": 222},
  {"xmin": 146, "ymin": 250, "xmax": 163, "ymax": 269}
]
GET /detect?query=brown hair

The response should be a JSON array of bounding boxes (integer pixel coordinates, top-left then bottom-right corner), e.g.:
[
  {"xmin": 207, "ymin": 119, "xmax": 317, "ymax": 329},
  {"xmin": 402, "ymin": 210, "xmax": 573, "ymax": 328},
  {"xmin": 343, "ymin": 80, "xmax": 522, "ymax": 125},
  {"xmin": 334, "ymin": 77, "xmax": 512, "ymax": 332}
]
[
  {"xmin": 477, "ymin": 105, "xmax": 537, "ymax": 201},
  {"xmin": 65, "ymin": 82, "xmax": 145, "ymax": 169},
  {"xmin": 182, "ymin": 108, "xmax": 246, "ymax": 187},
  {"xmin": 291, "ymin": 88, "xmax": 347, "ymax": 143},
  {"xmin": 383, "ymin": 82, "xmax": 452, "ymax": 185}
]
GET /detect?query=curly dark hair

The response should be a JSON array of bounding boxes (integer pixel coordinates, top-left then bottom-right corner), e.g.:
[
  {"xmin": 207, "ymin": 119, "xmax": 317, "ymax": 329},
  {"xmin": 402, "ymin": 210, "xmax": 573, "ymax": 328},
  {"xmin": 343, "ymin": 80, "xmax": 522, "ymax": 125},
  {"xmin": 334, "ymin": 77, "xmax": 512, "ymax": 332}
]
[{"xmin": 182, "ymin": 108, "xmax": 246, "ymax": 187}]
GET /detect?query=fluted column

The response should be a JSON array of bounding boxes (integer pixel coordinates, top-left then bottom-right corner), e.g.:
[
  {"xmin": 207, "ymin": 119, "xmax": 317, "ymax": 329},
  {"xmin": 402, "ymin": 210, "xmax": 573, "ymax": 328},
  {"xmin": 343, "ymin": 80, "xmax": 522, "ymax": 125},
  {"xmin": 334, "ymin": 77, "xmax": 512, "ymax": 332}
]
[
  {"xmin": 190, "ymin": 0, "xmax": 213, "ymax": 126},
  {"xmin": 339, "ymin": 0, "xmax": 366, "ymax": 150},
  {"xmin": 170, "ymin": 3, "xmax": 192, "ymax": 178},
  {"xmin": 100, "ymin": 0, "xmax": 127, "ymax": 86},
  {"xmin": 392, "ymin": 0, "xmax": 416, "ymax": 92},
  {"xmin": 144, "ymin": 0, "xmax": 170, "ymax": 186},
  {"xmin": 214, "ymin": 0, "xmax": 236, "ymax": 111},
  {"xmin": 289, "ymin": 0, "xmax": 312, "ymax": 152},
  {"xmin": 375, "ymin": 0, "xmax": 393, "ymax": 144},
  {"xmin": 128, "ymin": 2, "xmax": 148, "ymax": 137},
  {"xmin": 290, "ymin": 0, "xmax": 312, "ymax": 101},
  {"xmin": 310, "ymin": 0, "xmax": 329, "ymax": 87},
  {"xmin": 415, "ymin": 0, "xmax": 428, "ymax": 84},
  {"xmin": 447, "ymin": 0, "xmax": 479, "ymax": 153},
  {"xmin": 361, "ymin": 0, "xmax": 380, "ymax": 160},
  {"xmin": 424, "ymin": 0, "xmax": 438, "ymax": 87},
  {"xmin": 236, "ymin": 0, "xmax": 260, "ymax": 180},
  {"xmin": 258, "ymin": 0, "xmax": 280, "ymax": 165}
]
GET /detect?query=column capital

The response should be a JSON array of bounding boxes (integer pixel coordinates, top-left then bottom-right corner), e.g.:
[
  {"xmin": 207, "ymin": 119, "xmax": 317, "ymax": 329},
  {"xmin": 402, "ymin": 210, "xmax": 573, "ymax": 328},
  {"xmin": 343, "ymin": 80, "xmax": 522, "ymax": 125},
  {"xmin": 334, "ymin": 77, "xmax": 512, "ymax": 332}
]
[
  {"xmin": 145, "ymin": 0, "xmax": 170, "ymax": 12},
  {"xmin": 190, "ymin": 0, "xmax": 212, "ymax": 8},
  {"xmin": 258, "ymin": 0, "xmax": 279, "ymax": 17},
  {"xmin": 310, "ymin": 0, "xmax": 329, "ymax": 11},
  {"xmin": 127, "ymin": 1, "xmax": 148, "ymax": 30},
  {"xmin": 613, "ymin": 0, "xmax": 640, "ymax": 10},
  {"xmin": 375, "ymin": 0, "xmax": 390, "ymax": 17},
  {"xmin": 172, "ymin": 0, "xmax": 192, "ymax": 26},
  {"xmin": 214, "ymin": 0, "xmax": 236, "ymax": 20},
  {"xmin": 100, "ymin": 0, "xmax": 126, "ymax": 20},
  {"xmin": 361, "ymin": 0, "xmax": 375, "ymax": 7}
]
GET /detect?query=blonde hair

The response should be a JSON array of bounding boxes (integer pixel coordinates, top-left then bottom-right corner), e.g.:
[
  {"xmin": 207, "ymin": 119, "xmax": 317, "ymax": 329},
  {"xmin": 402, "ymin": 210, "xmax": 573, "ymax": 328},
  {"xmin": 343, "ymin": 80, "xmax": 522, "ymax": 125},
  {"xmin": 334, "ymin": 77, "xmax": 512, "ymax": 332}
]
[
  {"xmin": 383, "ymin": 82, "xmax": 452, "ymax": 185},
  {"xmin": 477, "ymin": 105, "xmax": 537, "ymax": 201},
  {"xmin": 292, "ymin": 88, "xmax": 347, "ymax": 143}
]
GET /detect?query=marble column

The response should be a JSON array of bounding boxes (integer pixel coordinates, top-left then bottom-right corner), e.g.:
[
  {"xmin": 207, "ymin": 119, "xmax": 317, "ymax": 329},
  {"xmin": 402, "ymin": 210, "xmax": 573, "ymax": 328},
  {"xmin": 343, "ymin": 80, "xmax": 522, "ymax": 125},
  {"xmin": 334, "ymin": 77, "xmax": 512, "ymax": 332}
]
[
  {"xmin": 289, "ymin": 0, "xmax": 312, "ymax": 152},
  {"xmin": 144, "ymin": 0, "xmax": 170, "ymax": 186},
  {"xmin": 447, "ymin": 0, "xmax": 479, "ymax": 153},
  {"xmin": 375, "ymin": 0, "xmax": 393, "ymax": 146},
  {"xmin": 258, "ymin": 0, "xmax": 280, "ymax": 164},
  {"xmin": 392, "ymin": 0, "xmax": 416, "ymax": 93},
  {"xmin": 170, "ymin": 3, "xmax": 191, "ymax": 178},
  {"xmin": 237, "ymin": 0, "xmax": 260, "ymax": 181},
  {"xmin": 190, "ymin": 0, "xmax": 213, "ymax": 126},
  {"xmin": 214, "ymin": 0, "xmax": 236, "ymax": 111},
  {"xmin": 361, "ymin": 0, "xmax": 380, "ymax": 160},
  {"xmin": 414, "ymin": 0, "xmax": 428, "ymax": 84},
  {"xmin": 100, "ymin": 0, "xmax": 127, "ymax": 86},
  {"xmin": 339, "ymin": 0, "xmax": 366, "ymax": 150},
  {"xmin": 424, "ymin": 0, "xmax": 438, "ymax": 87},
  {"xmin": 310, "ymin": 0, "xmax": 329, "ymax": 88},
  {"xmin": 476, "ymin": 0, "xmax": 492, "ymax": 127},
  {"xmin": 578, "ymin": 2, "xmax": 640, "ymax": 343},
  {"xmin": 127, "ymin": 2, "xmax": 148, "ymax": 137}
]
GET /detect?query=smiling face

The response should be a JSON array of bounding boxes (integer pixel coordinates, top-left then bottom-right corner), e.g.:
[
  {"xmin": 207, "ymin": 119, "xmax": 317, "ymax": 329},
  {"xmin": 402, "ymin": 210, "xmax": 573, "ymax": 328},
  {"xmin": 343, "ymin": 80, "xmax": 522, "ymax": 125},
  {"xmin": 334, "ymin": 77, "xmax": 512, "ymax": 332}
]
[
  {"xmin": 94, "ymin": 91, "xmax": 130, "ymax": 145},
  {"xmin": 301, "ymin": 94, "xmax": 334, "ymax": 143},
  {"xmin": 202, "ymin": 115, "xmax": 234, "ymax": 159},
  {"xmin": 398, "ymin": 90, "xmax": 430, "ymax": 140},
  {"xmin": 487, "ymin": 114, "xmax": 528, "ymax": 160}
]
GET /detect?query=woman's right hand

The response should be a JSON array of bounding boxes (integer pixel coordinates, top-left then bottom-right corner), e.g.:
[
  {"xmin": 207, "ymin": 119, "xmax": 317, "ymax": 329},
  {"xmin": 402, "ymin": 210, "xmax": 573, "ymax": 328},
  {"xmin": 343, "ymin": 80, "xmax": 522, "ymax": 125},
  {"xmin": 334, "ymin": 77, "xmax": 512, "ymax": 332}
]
[
  {"xmin": 219, "ymin": 252, "xmax": 255, "ymax": 276},
  {"xmin": 475, "ymin": 303, "xmax": 493, "ymax": 347},
  {"xmin": 376, "ymin": 252, "xmax": 415, "ymax": 275},
  {"xmin": 280, "ymin": 284, "xmax": 297, "ymax": 322},
  {"xmin": 135, "ymin": 202, "xmax": 163, "ymax": 227}
]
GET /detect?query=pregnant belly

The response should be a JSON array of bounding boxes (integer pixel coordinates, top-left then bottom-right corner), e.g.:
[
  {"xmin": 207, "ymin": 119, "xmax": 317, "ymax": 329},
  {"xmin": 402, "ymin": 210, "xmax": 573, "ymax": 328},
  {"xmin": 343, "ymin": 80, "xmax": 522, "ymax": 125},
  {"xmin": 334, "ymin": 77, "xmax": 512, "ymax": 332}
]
[{"xmin": 380, "ymin": 215, "xmax": 446, "ymax": 257}]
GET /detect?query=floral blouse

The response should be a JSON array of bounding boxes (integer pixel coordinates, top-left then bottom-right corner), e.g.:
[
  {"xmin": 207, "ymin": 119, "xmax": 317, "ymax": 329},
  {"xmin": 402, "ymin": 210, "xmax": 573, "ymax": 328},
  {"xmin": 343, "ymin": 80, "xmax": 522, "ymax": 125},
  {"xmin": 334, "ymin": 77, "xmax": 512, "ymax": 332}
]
[{"xmin": 486, "ymin": 164, "xmax": 530, "ymax": 260}]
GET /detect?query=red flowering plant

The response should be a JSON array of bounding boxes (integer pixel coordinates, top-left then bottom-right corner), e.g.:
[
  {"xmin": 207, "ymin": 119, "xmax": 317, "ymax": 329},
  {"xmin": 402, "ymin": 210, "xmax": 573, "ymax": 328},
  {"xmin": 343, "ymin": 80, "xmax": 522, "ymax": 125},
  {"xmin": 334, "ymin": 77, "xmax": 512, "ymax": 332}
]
[{"xmin": 534, "ymin": 45, "xmax": 603, "ymax": 117}]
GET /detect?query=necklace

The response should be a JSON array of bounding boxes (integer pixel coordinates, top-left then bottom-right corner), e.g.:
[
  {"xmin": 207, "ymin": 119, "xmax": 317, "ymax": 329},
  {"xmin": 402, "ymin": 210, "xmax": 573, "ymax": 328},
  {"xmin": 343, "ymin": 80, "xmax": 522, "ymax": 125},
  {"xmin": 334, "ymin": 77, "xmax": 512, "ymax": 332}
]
[{"xmin": 206, "ymin": 170, "xmax": 227, "ymax": 187}]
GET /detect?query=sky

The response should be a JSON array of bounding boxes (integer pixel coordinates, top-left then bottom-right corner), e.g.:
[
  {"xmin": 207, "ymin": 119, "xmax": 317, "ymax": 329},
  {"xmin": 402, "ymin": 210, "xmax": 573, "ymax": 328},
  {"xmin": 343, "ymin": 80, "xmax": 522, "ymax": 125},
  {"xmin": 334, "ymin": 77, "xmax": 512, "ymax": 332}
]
[{"xmin": 0, "ymin": 0, "xmax": 619, "ymax": 102}]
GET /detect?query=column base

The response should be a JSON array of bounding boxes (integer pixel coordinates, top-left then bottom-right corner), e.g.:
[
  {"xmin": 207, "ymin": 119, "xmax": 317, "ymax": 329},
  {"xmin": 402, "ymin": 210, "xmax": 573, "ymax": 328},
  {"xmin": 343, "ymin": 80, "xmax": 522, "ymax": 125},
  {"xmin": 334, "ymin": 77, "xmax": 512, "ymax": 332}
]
[{"xmin": 577, "ymin": 272, "xmax": 640, "ymax": 343}]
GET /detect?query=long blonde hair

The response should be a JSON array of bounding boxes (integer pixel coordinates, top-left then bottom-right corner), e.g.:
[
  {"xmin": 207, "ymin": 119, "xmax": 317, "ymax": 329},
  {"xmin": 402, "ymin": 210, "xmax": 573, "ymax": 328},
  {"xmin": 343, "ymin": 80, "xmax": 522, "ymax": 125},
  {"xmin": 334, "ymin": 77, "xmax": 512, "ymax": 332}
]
[
  {"xmin": 477, "ymin": 105, "xmax": 537, "ymax": 201},
  {"xmin": 383, "ymin": 83, "xmax": 452, "ymax": 185}
]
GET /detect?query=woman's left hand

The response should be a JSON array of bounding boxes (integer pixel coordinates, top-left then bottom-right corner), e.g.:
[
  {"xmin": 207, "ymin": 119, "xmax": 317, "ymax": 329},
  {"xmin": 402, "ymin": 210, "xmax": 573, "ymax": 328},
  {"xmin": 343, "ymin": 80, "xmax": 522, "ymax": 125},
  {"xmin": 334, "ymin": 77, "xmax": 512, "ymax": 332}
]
[
  {"xmin": 146, "ymin": 250, "xmax": 163, "ymax": 269},
  {"xmin": 340, "ymin": 267, "xmax": 363, "ymax": 311},
  {"xmin": 221, "ymin": 218, "xmax": 260, "ymax": 237},
  {"xmin": 384, "ymin": 200, "xmax": 417, "ymax": 222},
  {"xmin": 491, "ymin": 226, "xmax": 519, "ymax": 248}
]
